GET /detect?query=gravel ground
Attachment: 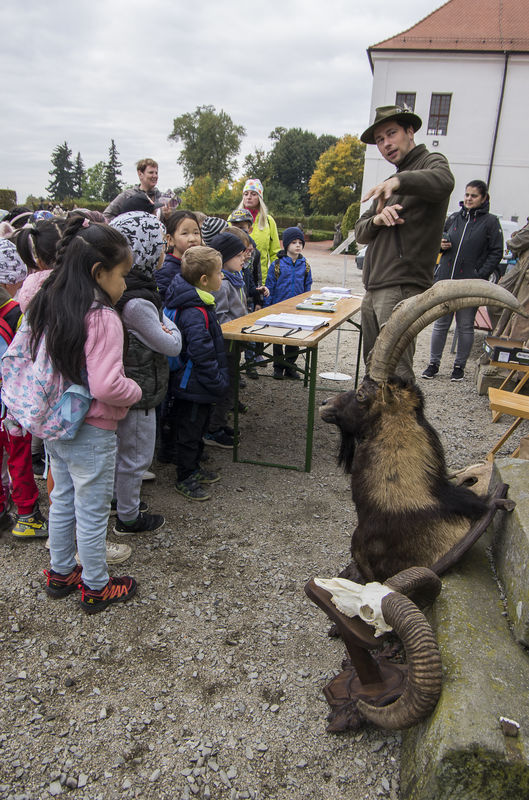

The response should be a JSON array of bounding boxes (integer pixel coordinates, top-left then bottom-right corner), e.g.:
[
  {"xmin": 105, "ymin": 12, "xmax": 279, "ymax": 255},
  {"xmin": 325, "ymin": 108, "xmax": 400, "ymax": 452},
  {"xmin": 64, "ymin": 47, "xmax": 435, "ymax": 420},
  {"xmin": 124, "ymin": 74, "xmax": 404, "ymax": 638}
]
[{"xmin": 0, "ymin": 244, "xmax": 524, "ymax": 800}]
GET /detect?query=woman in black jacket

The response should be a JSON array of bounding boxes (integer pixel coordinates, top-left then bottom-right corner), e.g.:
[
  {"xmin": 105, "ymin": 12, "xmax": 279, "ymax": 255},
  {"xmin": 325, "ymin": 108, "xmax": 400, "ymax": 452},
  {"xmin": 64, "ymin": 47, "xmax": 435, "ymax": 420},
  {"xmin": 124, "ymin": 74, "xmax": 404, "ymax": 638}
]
[{"xmin": 422, "ymin": 180, "xmax": 503, "ymax": 382}]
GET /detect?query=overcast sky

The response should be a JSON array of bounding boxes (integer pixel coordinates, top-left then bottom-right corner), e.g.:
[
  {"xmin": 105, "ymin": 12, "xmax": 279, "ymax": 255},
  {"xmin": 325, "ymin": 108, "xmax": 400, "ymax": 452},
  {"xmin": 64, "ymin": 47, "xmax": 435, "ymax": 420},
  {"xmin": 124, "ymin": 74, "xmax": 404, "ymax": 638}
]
[{"xmin": 1, "ymin": 0, "xmax": 441, "ymax": 203}]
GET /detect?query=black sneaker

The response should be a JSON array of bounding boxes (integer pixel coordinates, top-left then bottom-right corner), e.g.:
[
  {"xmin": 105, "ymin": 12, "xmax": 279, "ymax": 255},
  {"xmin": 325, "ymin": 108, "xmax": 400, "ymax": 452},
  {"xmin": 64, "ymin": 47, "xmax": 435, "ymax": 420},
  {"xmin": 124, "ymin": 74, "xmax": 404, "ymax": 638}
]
[
  {"xmin": 0, "ymin": 507, "xmax": 13, "ymax": 532},
  {"xmin": 284, "ymin": 368, "xmax": 301, "ymax": 380},
  {"xmin": 110, "ymin": 499, "xmax": 148, "ymax": 516},
  {"xmin": 32, "ymin": 454, "xmax": 46, "ymax": 478},
  {"xmin": 246, "ymin": 366, "xmax": 259, "ymax": 379},
  {"xmin": 203, "ymin": 430, "xmax": 234, "ymax": 449},
  {"xmin": 273, "ymin": 368, "xmax": 284, "ymax": 380},
  {"xmin": 421, "ymin": 363, "xmax": 439, "ymax": 379},
  {"xmin": 80, "ymin": 576, "xmax": 137, "ymax": 614},
  {"xmin": 113, "ymin": 511, "xmax": 165, "ymax": 536},
  {"xmin": 175, "ymin": 475, "xmax": 211, "ymax": 501},
  {"xmin": 451, "ymin": 366, "xmax": 465, "ymax": 382},
  {"xmin": 192, "ymin": 467, "xmax": 220, "ymax": 484}
]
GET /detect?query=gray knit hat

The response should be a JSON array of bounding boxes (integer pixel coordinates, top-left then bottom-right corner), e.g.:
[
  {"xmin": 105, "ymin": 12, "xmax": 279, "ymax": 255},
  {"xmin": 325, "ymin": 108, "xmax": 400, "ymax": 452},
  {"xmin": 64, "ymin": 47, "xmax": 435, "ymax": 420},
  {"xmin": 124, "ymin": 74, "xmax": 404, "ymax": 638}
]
[{"xmin": 201, "ymin": 216, "xmax": 228, "ymax": 246}]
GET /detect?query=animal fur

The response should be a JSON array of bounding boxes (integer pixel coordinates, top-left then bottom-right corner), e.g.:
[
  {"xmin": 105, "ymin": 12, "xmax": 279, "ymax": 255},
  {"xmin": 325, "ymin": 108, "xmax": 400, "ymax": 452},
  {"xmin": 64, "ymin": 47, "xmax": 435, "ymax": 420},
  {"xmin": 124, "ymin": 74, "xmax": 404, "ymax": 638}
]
[{"xmin": 320, "ymin": 376, "xmax": 489, "ymax": 583}]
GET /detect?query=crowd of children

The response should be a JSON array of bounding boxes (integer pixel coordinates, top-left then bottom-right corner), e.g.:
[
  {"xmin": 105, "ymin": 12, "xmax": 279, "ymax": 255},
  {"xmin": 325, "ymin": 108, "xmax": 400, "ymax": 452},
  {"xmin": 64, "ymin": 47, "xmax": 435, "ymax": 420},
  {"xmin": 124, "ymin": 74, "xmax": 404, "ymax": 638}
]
[{"xmin": 0, "ymin": 188, "xmax": 312, "ymax": 615}]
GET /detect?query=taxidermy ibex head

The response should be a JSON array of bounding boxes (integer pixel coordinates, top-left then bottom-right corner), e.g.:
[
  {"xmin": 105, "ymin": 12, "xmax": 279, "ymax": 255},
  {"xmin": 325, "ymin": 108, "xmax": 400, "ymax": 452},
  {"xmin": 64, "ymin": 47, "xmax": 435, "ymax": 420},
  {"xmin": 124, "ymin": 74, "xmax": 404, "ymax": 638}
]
[{"xmin": 320, "ymin": 280, "xmax": 526, "ymax": 583}]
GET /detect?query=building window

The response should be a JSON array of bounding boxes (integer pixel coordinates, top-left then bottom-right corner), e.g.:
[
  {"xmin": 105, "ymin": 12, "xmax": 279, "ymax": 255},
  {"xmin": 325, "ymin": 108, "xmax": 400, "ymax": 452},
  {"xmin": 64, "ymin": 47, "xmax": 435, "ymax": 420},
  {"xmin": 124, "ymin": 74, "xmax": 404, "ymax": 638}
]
[
  {"xmin": 395, "ymin": 92, "xmax": 416, "ymax": 111},
  {"xmin": 427, "ymin": 94, "xmax": 451, "ymax": 135}
]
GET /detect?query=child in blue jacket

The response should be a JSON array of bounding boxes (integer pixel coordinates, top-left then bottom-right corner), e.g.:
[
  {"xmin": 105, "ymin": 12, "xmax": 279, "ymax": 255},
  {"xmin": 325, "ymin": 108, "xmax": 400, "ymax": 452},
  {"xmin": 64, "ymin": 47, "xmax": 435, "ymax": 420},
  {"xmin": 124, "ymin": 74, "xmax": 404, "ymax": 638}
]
[
  {"xmin": 264, "ymin": 227, "xmax": 312, "ymax": 380},
  {"xmin": 163, "ymin": 246, "xmax": 228, "ymax": 501}
]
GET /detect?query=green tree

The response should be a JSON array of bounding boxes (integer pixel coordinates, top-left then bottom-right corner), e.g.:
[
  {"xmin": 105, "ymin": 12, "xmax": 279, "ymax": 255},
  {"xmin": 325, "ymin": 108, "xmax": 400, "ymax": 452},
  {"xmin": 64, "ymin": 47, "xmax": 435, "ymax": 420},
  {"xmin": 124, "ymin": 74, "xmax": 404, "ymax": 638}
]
[
  {"xmin": 82, "ymin": 161, "xmax": 106, "ymax": 202},
  {"xmin": 72, "ymin": 152, "xmax": 85, "ymax": 198},
  {"xmin": 180, "ymin": 175, "xmax": 215, "ymax": 212},
  {"xmin": 168, "ymin": 105, "xmax": 246, "ymax": 185},
  {"xmin": 242, "ymin": 148, "xmax": 271, "ymax": 184},
  {"xmin": 47, "ymin": 141, "xmax": 75, "ymax": 200},
  {"xmin": 102, "ymin": 139, "xmax": 123, "ymax": 202},
  {"xmin": 309, "ymin": 134, "xmax": 365, "ymax": 214},
  {"xmin": 267, "ymin": 128, "xmax": 338, "ymax": 213}
]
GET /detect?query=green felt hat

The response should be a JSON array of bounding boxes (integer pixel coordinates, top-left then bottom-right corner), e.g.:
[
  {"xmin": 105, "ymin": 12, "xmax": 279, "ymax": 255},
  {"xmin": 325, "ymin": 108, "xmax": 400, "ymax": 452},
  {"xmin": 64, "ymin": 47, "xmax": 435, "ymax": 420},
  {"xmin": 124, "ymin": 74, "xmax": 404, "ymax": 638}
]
[{"xmin": 361, "ymin": 105, "xmax": 422, "ymax": 145}]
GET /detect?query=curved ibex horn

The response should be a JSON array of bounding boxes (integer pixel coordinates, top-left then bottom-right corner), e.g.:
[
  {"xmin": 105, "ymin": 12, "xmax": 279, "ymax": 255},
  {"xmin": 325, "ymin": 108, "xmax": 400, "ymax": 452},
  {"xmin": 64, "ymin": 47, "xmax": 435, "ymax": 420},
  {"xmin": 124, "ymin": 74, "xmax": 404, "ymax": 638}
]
[
  {"xmin": 369, "ymin": 279, "xmax": 527, "ymax": 383},
  {"xmin": 384, "ymin": 566, "xmax": 441, "ymax": 609},
  {"xmin": 356, "ymin": 591, "xmax": 442, "ymax": 730}
]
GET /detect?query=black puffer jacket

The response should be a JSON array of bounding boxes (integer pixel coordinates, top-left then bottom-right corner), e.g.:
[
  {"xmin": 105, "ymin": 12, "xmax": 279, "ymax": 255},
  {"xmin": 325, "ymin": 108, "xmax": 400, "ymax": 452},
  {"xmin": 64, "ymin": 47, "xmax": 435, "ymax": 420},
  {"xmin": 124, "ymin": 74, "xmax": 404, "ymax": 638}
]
[{"xmin": 435, "ymin": 200, "xmax": 503, "ymax": 282}]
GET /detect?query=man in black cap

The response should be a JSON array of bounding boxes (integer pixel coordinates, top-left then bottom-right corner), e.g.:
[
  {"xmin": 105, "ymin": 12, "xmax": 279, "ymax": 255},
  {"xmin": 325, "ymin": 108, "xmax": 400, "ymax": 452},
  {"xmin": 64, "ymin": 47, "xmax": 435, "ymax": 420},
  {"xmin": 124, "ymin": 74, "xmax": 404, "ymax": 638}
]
[{"xmin": 355, "ymin": 105, "xmax": 454, "ymax": 380}]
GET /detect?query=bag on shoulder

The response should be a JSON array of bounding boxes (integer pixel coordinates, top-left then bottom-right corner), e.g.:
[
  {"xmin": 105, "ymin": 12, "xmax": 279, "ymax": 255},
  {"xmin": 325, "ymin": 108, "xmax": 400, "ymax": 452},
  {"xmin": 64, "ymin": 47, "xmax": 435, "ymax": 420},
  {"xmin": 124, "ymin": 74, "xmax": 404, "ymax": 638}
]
[{"xmin": 1, "ymin": 317, "xmax": 92, "ymax": 441}]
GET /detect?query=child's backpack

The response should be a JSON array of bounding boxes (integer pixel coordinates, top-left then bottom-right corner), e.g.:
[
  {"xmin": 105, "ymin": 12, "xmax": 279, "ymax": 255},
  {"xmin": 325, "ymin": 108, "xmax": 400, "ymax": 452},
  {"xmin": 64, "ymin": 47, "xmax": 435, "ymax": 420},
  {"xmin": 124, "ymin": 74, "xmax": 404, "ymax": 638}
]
[
  {"xmin": 0, "ymin": 299, "xmax": 21, "ymax": 348},
  {"xmin": 164, "ymin": 306, "xmax": 209, "ymax": 388},
  {"xmin": 1, "ymin": 317, "xmax": 92, "ymax": 441}
]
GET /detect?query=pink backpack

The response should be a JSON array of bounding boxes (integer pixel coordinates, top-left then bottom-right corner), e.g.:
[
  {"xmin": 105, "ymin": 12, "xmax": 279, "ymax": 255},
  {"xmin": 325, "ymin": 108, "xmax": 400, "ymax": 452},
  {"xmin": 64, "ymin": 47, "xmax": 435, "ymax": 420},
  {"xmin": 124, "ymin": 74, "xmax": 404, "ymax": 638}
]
[{"xmin": 1, "ymin": 317, "xmax": 92, "ymax": 441}]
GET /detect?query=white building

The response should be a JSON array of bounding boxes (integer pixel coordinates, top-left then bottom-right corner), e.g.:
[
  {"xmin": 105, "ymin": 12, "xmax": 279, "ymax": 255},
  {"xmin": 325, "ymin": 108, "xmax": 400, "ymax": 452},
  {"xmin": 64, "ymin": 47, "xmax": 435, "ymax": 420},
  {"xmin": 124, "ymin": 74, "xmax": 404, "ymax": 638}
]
[{"xmin": 360, "ymin": 0, "xmax": 529, "ymax": 222}]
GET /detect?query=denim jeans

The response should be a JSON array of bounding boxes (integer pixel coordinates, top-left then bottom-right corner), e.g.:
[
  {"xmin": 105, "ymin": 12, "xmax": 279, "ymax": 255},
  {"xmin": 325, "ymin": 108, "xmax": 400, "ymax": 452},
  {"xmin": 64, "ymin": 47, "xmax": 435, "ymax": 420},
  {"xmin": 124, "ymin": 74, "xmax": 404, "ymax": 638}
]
[
  {"xmin": 45, "ymin": 423, "xmax": 117, "ymax": 590},
  {"xmin": 429, "ymin": 307, "xmax": 477, "ymax": 368}
]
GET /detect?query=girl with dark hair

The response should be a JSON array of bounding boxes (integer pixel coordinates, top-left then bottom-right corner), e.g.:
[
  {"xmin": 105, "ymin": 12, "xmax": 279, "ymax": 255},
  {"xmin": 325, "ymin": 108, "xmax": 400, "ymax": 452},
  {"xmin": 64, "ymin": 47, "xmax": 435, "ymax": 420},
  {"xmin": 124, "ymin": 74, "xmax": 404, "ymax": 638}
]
[
  {"xmin": 155, "ymin": 210, "xmax": 201, "ymax": 303},
  {"xmin": 14, "ymin": 218, "xmax": 66, "ymax": 274},
  {"xmin": 422, "ymin": 180, "xmax": 504, "ymax": 382},
  {"xmin": 29, "ymin": 215, "xmax": 142, "ymax": 614}
]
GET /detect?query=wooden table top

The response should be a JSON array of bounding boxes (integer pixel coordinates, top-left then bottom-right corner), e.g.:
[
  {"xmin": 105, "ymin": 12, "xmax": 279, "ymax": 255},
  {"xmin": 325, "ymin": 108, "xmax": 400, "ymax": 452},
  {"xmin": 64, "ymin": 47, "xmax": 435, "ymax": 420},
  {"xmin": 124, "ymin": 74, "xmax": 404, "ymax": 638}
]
[{"xmin": 221, "ymin": 291, "xmax": 363, "ymax": 347}]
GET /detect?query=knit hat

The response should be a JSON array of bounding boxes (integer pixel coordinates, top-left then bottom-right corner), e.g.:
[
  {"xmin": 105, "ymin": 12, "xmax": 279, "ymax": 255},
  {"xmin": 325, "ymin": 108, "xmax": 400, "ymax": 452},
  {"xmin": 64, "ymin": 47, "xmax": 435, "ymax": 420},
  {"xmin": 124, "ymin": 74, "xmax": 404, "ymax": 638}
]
[
  {"xmin": 110, "ymin": 211, "xmax": 166, "ymax": 277},
  {"xmin": 210, "ymin": 232, "xmax": 246, "ymax": 264},
  {"xmin": 201, "ymin": 216, "xmax": 228, "ymax": 245},
  {"xmin": 227, "ymin": 208, "xmax": 254, "ymax": 224},
  {"xmin": 0, "ymin": 239, "xmax": 28, "ymax": 284},
  {"xmin": 282, "ymin": 226, "xmax": 305, "ymax": 251},
  {"xmin": 243, "ymin": 179, "xmax": 263, "ymax": 198}
]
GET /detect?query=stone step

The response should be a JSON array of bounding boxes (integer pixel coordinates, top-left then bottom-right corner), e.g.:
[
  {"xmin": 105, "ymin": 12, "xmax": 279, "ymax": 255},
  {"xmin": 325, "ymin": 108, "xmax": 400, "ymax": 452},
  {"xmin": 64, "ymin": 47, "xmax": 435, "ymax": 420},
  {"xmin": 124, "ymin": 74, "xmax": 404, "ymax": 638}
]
[{"xmin": 400, "ymin": 468, "xmax": 529, "ymax": 799}]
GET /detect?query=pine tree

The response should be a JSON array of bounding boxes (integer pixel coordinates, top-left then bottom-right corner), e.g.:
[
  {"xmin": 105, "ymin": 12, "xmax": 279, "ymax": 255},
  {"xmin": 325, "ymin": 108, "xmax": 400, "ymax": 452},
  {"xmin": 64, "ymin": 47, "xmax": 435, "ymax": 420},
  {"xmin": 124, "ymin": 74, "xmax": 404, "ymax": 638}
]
[
  {"xmin": 72, "ymin": 152, "xmax": 85, "ymax": 198},
  {"xmin": 102, "ymin": 140, "xmax": 123, "ymax": 202},
  {"xmin": 46, "ymin": 142, "xmax": 75, "ymax": 201}
]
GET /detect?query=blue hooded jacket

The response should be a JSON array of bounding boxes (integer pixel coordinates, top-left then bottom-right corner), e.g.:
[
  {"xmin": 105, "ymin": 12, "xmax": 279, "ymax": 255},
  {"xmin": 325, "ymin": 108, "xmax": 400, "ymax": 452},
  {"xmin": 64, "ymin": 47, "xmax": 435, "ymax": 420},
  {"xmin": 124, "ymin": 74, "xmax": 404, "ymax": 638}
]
[
  {"xmin": 156, "ymin": 253, "xmax": 181, "ymax": 303},
  {"xmin": 164, "ymin": 274, "xmax": 229, "ymax": 404},
  {"xmin": 264, "ymin": 252, "xmax": 312, "ymax": 306}
]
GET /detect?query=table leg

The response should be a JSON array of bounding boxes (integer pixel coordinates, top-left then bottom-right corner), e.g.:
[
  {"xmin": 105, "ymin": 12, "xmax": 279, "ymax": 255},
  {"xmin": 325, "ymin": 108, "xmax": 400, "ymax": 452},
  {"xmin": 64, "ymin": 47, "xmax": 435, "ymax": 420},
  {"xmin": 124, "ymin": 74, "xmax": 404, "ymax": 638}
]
[
  {"xmin": 232, "ymin": 342, "xmax": 241, "ymax": 464},
  {"xmin": 305, "ymin": 347, "xmax": 318, "ymax": 472},
  {"xmin": 354, "ymin": 323, "xmax": 363, "ymax": 389}
]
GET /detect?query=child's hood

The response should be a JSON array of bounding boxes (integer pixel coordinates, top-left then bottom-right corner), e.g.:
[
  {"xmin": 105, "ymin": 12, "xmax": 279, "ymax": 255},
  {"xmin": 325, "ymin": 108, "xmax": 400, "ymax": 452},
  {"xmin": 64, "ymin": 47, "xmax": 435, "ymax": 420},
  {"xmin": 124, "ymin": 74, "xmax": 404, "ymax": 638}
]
[
  {"xmin": 164, "ymin": 273, "xmax": 208, "ymax": 311},
  {"xmin": 110, "ymin": 211, "xmax": 163, "ymax": 277},
  {"xmin": 18, "ymin": 269, "xmax": 52, "ymax": 313}
]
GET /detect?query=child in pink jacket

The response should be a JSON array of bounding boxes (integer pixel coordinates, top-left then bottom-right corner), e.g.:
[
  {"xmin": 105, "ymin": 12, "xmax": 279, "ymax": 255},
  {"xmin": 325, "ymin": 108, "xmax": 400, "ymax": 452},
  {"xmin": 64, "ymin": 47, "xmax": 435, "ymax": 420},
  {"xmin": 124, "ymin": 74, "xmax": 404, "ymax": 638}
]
[{"xmin": 25, "ymin": 216, "xmax": 142, "ymax": 614}]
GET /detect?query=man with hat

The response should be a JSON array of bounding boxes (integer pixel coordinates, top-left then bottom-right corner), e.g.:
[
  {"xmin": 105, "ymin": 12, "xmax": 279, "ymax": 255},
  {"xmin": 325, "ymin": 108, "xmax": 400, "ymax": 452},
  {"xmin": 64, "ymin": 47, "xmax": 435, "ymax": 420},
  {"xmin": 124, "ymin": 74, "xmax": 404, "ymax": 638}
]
[{"xmin": 355, "ymin": 105, "xmax": 454, "ymax": 380}]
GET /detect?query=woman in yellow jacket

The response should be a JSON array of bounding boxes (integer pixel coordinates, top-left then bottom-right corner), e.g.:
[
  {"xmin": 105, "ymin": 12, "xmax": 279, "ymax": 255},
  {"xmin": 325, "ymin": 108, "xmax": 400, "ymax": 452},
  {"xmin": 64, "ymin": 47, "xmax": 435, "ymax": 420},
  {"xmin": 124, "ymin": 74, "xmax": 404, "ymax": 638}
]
[{"xmin": 237, "ymin": 179, "xmax": 280, "ymax": 283}]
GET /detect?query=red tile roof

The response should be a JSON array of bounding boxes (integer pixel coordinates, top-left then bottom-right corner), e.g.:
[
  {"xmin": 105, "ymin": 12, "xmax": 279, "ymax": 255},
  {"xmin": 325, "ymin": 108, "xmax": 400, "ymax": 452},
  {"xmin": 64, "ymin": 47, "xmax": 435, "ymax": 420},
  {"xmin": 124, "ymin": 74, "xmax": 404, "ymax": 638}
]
[{"xmin": 370, "ymin": 0, "xmax": 529, "ymax": 54}]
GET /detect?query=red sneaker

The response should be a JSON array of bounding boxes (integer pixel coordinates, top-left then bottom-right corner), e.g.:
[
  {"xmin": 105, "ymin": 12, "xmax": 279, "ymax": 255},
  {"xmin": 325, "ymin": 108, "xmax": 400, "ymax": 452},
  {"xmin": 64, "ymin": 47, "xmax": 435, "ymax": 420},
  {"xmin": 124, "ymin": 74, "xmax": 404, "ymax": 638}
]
[
  {"xmin": 79, "ymin": 576, "xmax": 137, "ymax": 614},
  {"xmin": 44, "ymin": 565, "xmax": 83, "ymax": 598}
]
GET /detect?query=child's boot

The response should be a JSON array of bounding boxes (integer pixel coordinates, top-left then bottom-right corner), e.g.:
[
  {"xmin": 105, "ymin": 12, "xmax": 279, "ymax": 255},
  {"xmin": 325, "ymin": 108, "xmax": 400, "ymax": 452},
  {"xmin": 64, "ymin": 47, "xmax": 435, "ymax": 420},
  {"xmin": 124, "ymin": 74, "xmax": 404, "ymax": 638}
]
[
  {"xmin": 44, "ymin": 565, "xmax": 83, "ymax": 598},
  {"xmin": 12, "ymin": 502, "xmax": 48, "ymax": 540},
  {"xmin": 79, "ymin": 576, "xmax": 137, "ymax": 614}
]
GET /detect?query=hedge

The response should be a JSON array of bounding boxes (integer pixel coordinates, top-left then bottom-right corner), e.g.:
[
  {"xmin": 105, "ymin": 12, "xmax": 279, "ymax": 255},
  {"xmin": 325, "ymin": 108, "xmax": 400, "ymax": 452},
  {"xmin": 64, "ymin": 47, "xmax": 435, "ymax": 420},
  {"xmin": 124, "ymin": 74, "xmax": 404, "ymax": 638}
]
[
  {"xmin": 278, "ymin": 228, "xmax": 334, "ymax": 243},
  {"xmin": 0, "ymin": 190, "xmax": 17, "ymax": 210},
  {"xmin": 274, "ymin": 213, "xmax": 341, "ymax": 230}
]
